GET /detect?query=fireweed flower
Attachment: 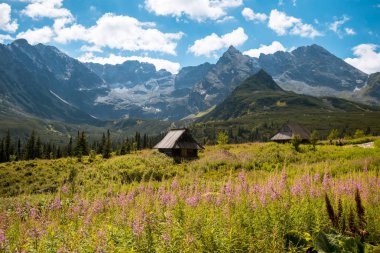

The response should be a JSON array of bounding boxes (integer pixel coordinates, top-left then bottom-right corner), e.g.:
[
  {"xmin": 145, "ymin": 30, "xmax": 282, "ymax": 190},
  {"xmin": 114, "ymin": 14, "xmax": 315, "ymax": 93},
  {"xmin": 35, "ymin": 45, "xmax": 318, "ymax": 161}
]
[
  {"xmin": 50, "ymin": 197, "xmax": 61, "ymax": 210},
  {"xmin": 61, "ymin": 185, "xmax": 68, "ymax": 194},
  {"xmin": 171, "ymin": 179, "xmax": 179, "ymax": 190},
  {"xmin": 186, "ymin": 194, "xmax": 200, "ymax": 207},
  {"xmin": 29, "ymin": 227, "xmax": 44, "ymax": 239},
  {"xmin": 259, "ymin": 192, "xmax": 267, "ymax": 206},
  {"xmin": 290, "ymin": 182, "xmax": 301, "ymax": 196},
  {"xmin": 0, "ymin": 229, "xmax": 6, "ymax": 246},
  {"xmin": 131, "ymin": 219, "xmax": 144, "ymax": 236},
  {"xmin": 280, "ymin": 168, "xmax": 287, "ymax": 189},
  {"xmin": 29, "ymin": 207, "xmax": 39, "ymax": 220},
  {"xmin": 363, "ymin": 159, "xmax": 368, "ymax": 173},
  {"xmin": 314, "ymin": 173, "xmax": 320, "ymax": 183},
  {"xmin": 322, "ymin": 172, "xmax": 331, "ymax": 189},
  {"xmin": 162, "ymin": 231, "xmax": 170, "ymax": 243}
]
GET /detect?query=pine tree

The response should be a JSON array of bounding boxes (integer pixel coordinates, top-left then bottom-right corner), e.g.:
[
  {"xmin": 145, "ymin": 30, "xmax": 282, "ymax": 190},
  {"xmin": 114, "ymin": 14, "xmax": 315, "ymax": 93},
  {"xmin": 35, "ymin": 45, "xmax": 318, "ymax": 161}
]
[
  {"xmin": 75, "ymin": 131, "xmax": 81, "ymax": 157},
  {"xmin": 17, "ymin": 138, "xmax": 21, "ymax": 160},
  {"xmin": 25, "ymin": 131, "xmax": 36, "ymax": 160},
  {"xmin": 102, "ymin": 130, "xmax": 111, "ymax": 158},
  {"xmin": 125, "ymin": 137, "xmax": 131, "ymax": 154},
  {"xmin": 143, "ymin": 134, "xmax": 147, "ymax": 149},
  {"xmin": 67, "ymin": 137, "xmax": 73, "ymax": 157},
  {"xmin": 99, "ymin": 133, "xmax": 106, "ymax": 154},
  {"xmin": 135, "ymin": 132, "xmax": 141, "ymax": 150},
  {"xmin": 0, "ymin": 139, "xmax": 4, "ymax": 163},
  {"xmin": 4, "ymin": 130, "xmax": 11, "ymax": 162},
  {"xmin": 35, "ymin": 137, "xmax": 42, "ymax": 159},
  {"xmin": 80, "ymin": 131, "xmax": 89, "ymax": 156}
]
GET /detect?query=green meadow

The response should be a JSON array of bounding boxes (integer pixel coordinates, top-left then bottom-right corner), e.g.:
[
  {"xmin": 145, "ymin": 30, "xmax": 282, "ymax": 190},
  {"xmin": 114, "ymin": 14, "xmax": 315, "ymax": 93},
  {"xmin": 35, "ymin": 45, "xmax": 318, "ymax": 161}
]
[{"xmin": 0, "ymin": 142, "xmax": 380, "ymax": 252}]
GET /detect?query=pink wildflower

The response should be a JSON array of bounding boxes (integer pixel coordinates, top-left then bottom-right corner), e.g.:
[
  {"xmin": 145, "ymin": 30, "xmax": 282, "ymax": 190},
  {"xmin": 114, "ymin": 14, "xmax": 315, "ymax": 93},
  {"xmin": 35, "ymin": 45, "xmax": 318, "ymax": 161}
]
[
  {"xmin": 186, "ymin": 194, "xmax": 200, "ymax": 207},
  {"xmin": 280, "ymin": 168, "xmax": 287, "ymax": 189},
  {"xmin": 0, "ymin": 229, "xmax": 6, "ymax": 246},
  {"xmin": 291, "ymin": 182, "xmax": 301, "ymax": 196},
  {"xmin": 61, "ymin": 184, "xmax": 68, "ymax": 194},
  {"xmin": 29, "ymin": 207, "xmax": 39, "ymax": 220},
  {"xmin": 171, "ymin": 179, "xmax": 178, "ymax": 190},
  {"xmin": 50, "ymin": 197, "xmax": 61, "ymax": 210}
]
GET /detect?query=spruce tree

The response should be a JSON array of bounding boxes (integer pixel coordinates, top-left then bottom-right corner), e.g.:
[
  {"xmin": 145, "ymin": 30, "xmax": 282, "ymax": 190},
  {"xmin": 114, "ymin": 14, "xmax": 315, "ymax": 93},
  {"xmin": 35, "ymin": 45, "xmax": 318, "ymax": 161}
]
[
  {"xmin": 80, "ymin": 131, "xmax": 88, "ymax": 156},
  {"xmin": 143, "ymin": 134, "xmax": 147, "ymax": 149},
  {"xmin": 0, "ymin": 139, "xmax": 4, "ymax": 163},
  {"xmin": 75, "ymin": 131, "xmax": 81, "ymax": 157},
  {"xmin": 135, "ymin": 132, "xmax": 141, "ymax": 150},
  {"xmin": 4, "ymin": 130, "xmax": 11, "ymax": 162},
  {"xmin": 99, "ymin": 133, "xmax": 106, "ymax": 154},
  {"xmin": 17, "ymin": 138, "xmax": 21, "ymax": 160},
  {"xmin": 35, "ymin": 137, "xmax": 42, "ymax": 159},
  {"xmin": 67, "ymin": 137, "xmax": 73, "ymax": 157},
  {"xmin": 25, "ymin": 131, "xmax": 36, "ymax": 160},
  {"xmin": 102, "ymin": 130, "xmax": 111, "ymax": 158}
]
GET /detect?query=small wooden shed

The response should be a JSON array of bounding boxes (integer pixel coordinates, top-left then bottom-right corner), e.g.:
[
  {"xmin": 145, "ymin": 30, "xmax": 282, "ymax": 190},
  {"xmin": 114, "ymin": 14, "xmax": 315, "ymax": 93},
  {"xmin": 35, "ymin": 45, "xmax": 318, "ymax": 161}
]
[
  {"xmin": 154, "ymin": 128, "xmax": 204, "ymax": 159},
  {"xmin": 271, "ymin": 123, "xmax": 311, "ymax": 143}
]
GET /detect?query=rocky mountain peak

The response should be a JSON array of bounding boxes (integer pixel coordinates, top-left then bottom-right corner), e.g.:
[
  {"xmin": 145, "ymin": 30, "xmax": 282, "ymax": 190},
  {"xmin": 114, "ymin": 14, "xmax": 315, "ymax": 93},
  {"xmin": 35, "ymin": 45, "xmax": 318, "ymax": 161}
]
[
  {"xmin": 10, "ymin": 38, "xmax": 30, "ymax": 47},
  {"xmin": 238, "ymin": 69, "xmax": 283, "ymax": 92}
]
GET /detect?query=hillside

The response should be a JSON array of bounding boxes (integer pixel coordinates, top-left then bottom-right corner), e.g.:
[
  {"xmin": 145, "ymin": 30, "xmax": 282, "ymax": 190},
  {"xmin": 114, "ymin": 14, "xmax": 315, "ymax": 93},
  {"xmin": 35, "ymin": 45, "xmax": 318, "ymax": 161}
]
[
  {"xmin": 258, "ymin": 44, "xmax": 368, "ymax": 95},
  {"xmin": 201, "ymin": 70, "xmax": 377, "ymax": 122},
  {"xmin": 0, "ymin": 142, "xmax": 379, "ymax": 251}
]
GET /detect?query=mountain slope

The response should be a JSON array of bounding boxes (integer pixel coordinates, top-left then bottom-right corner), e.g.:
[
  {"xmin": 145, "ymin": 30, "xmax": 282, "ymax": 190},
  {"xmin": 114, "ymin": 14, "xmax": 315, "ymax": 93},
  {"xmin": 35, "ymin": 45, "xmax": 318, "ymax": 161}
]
[
  {"xmin": 257, "ymin": 44, "xmax": 368, "ymax": 95},
  {"xmin": 0, "ymin": 42, "xmax": 98, "ymax": 124},
  {"xmin": 188, "ymin": 46, "xmax": 259, "ymax": 112},
  {"xmin": 362, "ymin": 72, "xmax": 380, "ymax": 100},
  {"xmin": 85, "ymin": 61, "xmax": 171, "ymax": 87},
  {"xmin": 200, "ymin": 70, "xmax": 376, "ymax": 121},
  {"xmin": 0, "ymin": 39, "xmax": 375, "ymax": 123}
]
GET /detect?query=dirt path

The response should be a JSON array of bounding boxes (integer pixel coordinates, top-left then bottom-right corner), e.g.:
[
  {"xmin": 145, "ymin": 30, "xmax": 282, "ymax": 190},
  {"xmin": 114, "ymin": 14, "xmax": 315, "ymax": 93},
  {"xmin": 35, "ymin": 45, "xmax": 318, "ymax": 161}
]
[{"xmin": 355, "ymin": 142, "xmax": 374, "ymax": 148}]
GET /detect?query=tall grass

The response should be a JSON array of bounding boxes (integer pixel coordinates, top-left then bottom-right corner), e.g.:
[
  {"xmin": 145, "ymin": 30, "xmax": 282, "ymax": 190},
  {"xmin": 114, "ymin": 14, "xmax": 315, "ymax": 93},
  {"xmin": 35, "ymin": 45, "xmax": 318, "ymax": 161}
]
[{"xmin": 0, "ymin": 143, "xmax": 379, "ymax": 252}]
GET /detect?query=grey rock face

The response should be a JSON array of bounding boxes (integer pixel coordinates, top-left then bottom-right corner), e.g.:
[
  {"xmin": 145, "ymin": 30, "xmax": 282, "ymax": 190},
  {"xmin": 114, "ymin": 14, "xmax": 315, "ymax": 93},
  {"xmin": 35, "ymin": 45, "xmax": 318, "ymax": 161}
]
[{"xmin": 258, "ymin": 44, "xmax": 368, "ymax": 93}]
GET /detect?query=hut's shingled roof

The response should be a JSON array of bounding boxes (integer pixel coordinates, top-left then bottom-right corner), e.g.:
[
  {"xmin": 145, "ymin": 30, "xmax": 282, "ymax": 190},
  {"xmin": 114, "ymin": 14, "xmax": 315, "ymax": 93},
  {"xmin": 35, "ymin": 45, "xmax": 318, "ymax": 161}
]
[
  {"xmin": 271, "ymin": 123, "xmax": 311, "ymax": 141},
  {"xmin": 154, "ymin": 129, "xmax": 203, "ymax": 150}
]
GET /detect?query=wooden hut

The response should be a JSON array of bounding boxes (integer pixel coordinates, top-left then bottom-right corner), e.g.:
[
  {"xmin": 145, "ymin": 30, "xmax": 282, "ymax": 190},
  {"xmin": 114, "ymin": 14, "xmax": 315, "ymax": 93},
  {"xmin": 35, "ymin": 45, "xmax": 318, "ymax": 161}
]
[
  {"xmin": 271, "ymin": 123, "xmax": 311, "ymax": 143},
  {"xmin": 154, "ymin": 128, "xmax": 204, "ymax": 160}
]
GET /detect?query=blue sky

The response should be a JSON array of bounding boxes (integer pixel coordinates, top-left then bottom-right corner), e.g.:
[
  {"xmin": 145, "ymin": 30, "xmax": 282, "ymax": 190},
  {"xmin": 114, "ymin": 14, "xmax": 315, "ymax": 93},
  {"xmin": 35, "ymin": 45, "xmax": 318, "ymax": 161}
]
[{"xmin": 0, "ymin": 0, "xmax": 379, "ymax": 74}]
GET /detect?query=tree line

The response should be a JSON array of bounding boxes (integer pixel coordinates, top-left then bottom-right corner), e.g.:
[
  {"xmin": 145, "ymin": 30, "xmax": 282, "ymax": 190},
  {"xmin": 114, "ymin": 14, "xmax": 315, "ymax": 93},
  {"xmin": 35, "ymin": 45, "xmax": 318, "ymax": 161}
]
[{"xmin": 0, "ymin": 130, "xmax": 164, "ymax": 163}]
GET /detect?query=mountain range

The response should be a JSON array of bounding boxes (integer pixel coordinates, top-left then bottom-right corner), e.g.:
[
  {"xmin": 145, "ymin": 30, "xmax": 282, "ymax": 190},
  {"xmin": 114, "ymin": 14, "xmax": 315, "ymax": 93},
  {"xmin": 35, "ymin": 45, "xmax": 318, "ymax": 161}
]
[
  {"xmin": 0, "ymin": 39, "xmax": 379, "ymax": 138},
  {"xmin": 200, "ymin": 69, "xmax": 377, "ymax": 121}
]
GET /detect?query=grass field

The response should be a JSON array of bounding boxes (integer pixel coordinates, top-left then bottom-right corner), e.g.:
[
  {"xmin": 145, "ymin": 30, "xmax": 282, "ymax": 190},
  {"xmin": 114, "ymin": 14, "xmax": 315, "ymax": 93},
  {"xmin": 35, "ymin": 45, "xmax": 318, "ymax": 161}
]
[{"xmin": 0, "ymin": 142, "xmax": 380, "ymax": 252}]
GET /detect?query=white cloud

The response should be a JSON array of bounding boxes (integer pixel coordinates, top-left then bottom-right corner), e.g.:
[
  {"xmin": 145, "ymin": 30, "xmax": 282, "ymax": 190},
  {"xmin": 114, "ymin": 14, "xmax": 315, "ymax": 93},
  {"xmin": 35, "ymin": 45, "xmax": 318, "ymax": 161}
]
[
  {"xmin": 80, "ymin": 45, "xmax": 102, "ymax": 53},
  {"xmin": 268, "ymin": 9, "xmax": 321, "ymax": 38},
  {"xmin": 216, "ymin": 16, "xmax": 235, "ymax": 23},
  {"xmin": 241, "ymin": 7, "xmax": 267, "ymax": 23},
  {"xmin": 0, "ymin": 3, "xmax": 18, "ymax": 33},
  {"xmin": 78, "ymin": 53, "xmax": 181, "ymax": 74},
  {"xmin": 243, "ymin": 41, "xmax": 286, "ymax": 58},
  {"xmin": 329, "ymin": 16, "xmax": 349, "ymax": 35},
  {"xmin": 17, "ymin": 26, "xmax": 54, "ymax": 44},
  {"xmin": 0, "ymin": 34, "xmax": 14, "ymax": 43},
  {"xmin": 144, "ymin": 0, "xmax": 242, "ymax": 22},
  {"xmin": 188, "ymin": 27, "xmax": 248, "ymax": 57},
  {"xmin": 345, "ymin": 44, "xmax": 380, "ymax": 74},
  {"xmin": 54, "ymin": 13, "xmax": 183, "ymax": 55},
  {"xmin": 21, "ymin": 0, "xmax": 73, "ymax": 20},
  {"xmin": 345, "ymin": 27, "xmax": 356, "ymax": 35}
]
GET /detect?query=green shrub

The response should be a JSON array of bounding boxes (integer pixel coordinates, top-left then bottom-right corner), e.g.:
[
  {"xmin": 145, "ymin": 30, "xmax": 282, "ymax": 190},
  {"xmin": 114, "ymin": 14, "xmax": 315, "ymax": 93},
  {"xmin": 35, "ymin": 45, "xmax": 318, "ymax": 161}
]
[{"xmin": 375, "ymin": 139, "xmax": 380, "ymax": 149}]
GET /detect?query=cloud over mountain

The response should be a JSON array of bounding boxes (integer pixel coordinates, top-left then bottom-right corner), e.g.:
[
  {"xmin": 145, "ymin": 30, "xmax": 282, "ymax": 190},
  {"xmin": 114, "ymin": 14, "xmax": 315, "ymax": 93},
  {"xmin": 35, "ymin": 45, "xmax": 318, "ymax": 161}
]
[
  {"xmin": 0, "ymin": 3, "xmax": 18, "ymax": 33},
  {"xmin": 243, "ymin": 41, "xmax": 286, "ymax": 58},
  {"xmin": 144, "ymin": 0, "xmax": 242, "ymax": 22},
  {"xmin": 188, "ymin": 27, "xmax": 248, "ymax": 57},
  {"xmin": 345, "ymin": 44, "xmax": 380, "ymax": 74},
  {"xmin": 268, "ymin": 9, "xmax": 321, "ymax": 38}
]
